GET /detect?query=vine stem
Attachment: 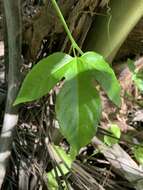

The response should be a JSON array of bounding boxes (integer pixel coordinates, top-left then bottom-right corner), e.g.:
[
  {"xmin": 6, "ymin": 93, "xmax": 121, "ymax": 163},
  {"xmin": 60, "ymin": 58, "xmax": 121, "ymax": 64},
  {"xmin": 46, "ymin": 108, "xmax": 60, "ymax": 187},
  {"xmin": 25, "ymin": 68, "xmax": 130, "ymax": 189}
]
[{"xmin": 51, "ymin": 0, "xmax": 83, "ymax": 55}]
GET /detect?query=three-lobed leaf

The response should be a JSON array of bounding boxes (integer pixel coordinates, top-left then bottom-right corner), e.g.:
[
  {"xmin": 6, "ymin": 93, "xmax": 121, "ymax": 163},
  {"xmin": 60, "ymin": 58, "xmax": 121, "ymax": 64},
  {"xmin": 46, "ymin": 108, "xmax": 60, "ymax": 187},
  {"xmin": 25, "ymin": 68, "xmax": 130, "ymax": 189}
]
[{"xmin": 14, "ymin": 51, "xmax": 121, "ymax": 157}]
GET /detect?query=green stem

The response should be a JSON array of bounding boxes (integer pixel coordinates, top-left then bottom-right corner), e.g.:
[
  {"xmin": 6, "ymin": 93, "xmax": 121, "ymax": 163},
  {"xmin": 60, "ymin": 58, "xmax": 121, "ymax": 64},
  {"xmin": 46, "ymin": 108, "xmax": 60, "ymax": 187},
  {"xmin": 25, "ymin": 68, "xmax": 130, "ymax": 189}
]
[{"xmin": 51, "ymin": 0, "xmax": 83, "ymax": 55}]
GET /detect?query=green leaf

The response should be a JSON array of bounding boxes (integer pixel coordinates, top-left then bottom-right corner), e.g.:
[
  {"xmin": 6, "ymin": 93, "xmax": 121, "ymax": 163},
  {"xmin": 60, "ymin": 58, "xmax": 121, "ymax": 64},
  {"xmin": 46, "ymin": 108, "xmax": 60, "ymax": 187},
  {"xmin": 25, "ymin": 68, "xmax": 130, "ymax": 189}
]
[
  {"xmin": 132, "ymin": 69, "xmax": 143, "ymax": 93},
  {"xmin": 47, "ymin": 145, "xmax": 73, "ymax": 189},
  {"xmin": 14, "ymin": 52, "xmax": 73, "ymax": 105},
  {"xmin": 127, "ymin": 59, "xmax": 136, "ymax": 73},
  {"xmin": 133, "ymin": 147, "xmax": 143, "ymax": 165},
  {"xmin": 56, "ymin": 57, "xmax": 102, "ymax": 157},
  {"xmin": 104, "ymin": 124, "xmax": 121, "ymax": 146},
  {"xmin": 47, "ymin": 172, "xmax": 58, "ymax": 190},
  {"xmin": 81, "ymin": 52, "xmax": 121, "ymax": 107},
  {"xmin": 54, "ymin": 145, "xmax": 73, "ymax": 174}
]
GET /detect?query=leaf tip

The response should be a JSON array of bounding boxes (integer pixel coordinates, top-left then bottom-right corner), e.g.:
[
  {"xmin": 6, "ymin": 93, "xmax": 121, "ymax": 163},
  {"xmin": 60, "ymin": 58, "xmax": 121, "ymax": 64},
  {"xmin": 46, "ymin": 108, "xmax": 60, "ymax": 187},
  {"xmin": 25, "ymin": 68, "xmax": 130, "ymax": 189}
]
[
  {"xmin": 13, "ymin": 99, "xmax": 21, "ymax": 106},
  {"xmin": 13, "ymin": 97, "xmax": 27, "ymax": 106}
]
